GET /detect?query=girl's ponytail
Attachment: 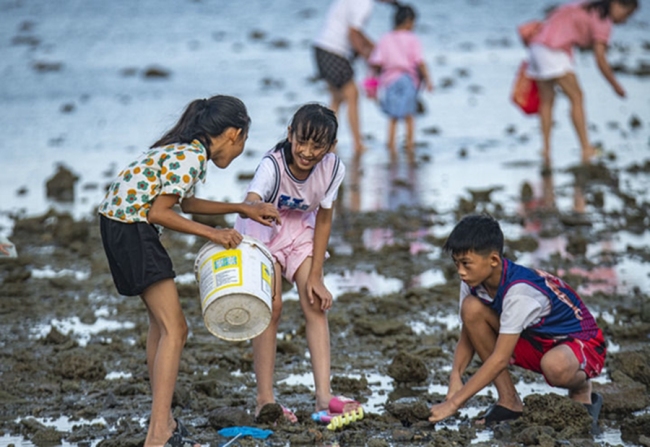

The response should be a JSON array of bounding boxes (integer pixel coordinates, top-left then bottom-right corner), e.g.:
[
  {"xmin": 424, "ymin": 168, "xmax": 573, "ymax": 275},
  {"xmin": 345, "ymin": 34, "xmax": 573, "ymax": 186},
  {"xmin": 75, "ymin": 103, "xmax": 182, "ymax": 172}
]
[{"xmin": 152, "ymin": 95, "xmax": 251, "ymax": 155}]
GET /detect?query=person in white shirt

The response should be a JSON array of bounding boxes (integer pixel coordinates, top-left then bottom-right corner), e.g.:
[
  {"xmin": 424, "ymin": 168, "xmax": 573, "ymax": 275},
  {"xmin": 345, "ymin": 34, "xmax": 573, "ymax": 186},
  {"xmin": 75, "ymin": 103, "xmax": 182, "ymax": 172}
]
[{"xmin": 313, "ymin": 0, "xmax": 393, "ymax": 157}]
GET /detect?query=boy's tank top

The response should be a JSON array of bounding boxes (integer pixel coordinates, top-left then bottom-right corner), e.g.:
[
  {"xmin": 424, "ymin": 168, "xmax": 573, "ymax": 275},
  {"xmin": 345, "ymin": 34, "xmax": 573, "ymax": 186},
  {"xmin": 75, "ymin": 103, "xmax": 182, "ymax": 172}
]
[{"xmin": 470, "ymin": 258, "xmax": 600, "ymax": 341}]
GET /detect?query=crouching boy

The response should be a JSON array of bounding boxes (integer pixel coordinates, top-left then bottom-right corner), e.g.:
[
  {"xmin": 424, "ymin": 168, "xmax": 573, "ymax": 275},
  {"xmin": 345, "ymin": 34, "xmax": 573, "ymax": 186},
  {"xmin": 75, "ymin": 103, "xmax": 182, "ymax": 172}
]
[{"xmin": 429, "ymin": 214, "xmax": 606, "ymax": 433}]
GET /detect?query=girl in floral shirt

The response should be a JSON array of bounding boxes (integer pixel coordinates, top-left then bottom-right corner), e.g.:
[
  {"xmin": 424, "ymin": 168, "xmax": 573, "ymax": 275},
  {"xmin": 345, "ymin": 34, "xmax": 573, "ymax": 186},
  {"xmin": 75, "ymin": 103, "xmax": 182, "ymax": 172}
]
[{"xmin": 99, "ymin": 95, "xmax": 279, "ymax": 447}]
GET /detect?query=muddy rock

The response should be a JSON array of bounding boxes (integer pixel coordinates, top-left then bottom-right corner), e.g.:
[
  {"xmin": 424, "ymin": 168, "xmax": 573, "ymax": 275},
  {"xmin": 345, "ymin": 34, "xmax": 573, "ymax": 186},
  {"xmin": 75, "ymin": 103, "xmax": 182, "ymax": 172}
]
[
  {"xmin": 207, "ymin": 406, "xmax": 254, "ymax": 428},
  {"xmin": 45, "ymin": 165, "xmax": 79, "ymax": 202},
  {"xmin": 609, "ymin": 347, "xmax": 650, "ymax": 386},
  {"xmin": 516, "ymin": 393, "xmax": 593, "ymax": 438},
  {"xmin": 595, "ymin": 372, "xmax": 649, "ymax": 416},
  {"xmin": 387, "ymin": 351, "xmax": 429, "ymax": 383},
  {"xmin": 385, "ymin": 397, "xmax": 431, "ymax": 424},
  {"xmin": 353, "ymin": 317, "xmax": 412, "ymax": 337},
  {"xmin": 515, "ymin": 425, "xmax": 556, "ymax": 447},
  {"xmin": 53, "ymin": 350, "xmax": 107, "ymax": 381},
  {"xmin": 331, "ymin": 375, "xmax": 370, "ymax": 396},
  {"xmin": 620, "ymin": 414, "xmax": 650, "ymax": 446}
]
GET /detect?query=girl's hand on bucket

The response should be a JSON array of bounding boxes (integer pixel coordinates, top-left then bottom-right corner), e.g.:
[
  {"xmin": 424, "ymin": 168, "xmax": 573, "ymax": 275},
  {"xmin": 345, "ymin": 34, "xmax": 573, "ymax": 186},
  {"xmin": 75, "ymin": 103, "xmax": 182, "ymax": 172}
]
[
  {"xmin": 209, "ymin": 228, "xmax": 243, "ymax": 249},
  {"xmin": 244, "ymin": 202, "xmax": 281, "ymax": 226}
]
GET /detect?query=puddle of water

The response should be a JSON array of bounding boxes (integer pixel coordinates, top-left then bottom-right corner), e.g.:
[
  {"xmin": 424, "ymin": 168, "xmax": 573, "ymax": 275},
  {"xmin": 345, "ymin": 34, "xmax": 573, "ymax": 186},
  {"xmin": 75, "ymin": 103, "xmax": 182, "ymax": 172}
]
[
  {"xmin": 31, "ymin": 316, "xmax": 135, "ymax": 348},
  {"xmin": 30, "ymin": 267, "xmax": 90, "ymax": 281}
]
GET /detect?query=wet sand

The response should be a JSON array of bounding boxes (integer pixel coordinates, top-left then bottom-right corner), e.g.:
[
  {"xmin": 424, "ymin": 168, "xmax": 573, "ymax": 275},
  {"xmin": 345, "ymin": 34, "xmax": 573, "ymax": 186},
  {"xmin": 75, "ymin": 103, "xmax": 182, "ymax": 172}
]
[
  {"xmin": 1, "ymin": 156, "xmax": 650, "ymax": 446},
  {"xmin": 1, "ymin": 0, "xmax": 649, "ymax": 446}
]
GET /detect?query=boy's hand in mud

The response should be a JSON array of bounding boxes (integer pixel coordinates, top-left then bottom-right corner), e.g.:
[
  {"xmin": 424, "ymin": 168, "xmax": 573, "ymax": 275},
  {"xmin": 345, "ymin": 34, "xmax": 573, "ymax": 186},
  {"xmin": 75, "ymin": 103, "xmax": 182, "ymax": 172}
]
[
  {"xmin": 208, "ymin": 228, "xmax": 243, "ymax": 249},
  {"xmin": 243, "ymin": 202, "xmax": 281, "ymax": 226},
  {"xmin": 0, "ymin": 244, "xmax": 11, "ymax": 256},
  {"xmin": 429, "ymin": 400, "xmax": 460, "ymax": 423},
  {"xmin": 306, "ymin": 276, "xmax": 332, "ymax": 311}
]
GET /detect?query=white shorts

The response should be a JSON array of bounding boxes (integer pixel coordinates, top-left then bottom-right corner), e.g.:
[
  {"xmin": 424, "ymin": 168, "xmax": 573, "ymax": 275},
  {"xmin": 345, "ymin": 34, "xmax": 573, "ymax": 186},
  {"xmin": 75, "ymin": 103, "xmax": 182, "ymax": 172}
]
[{"xmin": 526, "ymin": 44, "xmax": 575, "ymax": 80}]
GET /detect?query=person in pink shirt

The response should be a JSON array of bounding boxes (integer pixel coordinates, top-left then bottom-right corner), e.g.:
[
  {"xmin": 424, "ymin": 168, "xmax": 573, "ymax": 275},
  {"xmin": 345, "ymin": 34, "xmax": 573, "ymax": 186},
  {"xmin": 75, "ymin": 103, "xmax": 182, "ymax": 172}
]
[
  {"xmin": 369, "ymin": 3, "xmax": 433, "ymax": 165},
  {"xmin": 526, "ymin": 0, "xmax": 638, "ymax": 166}
]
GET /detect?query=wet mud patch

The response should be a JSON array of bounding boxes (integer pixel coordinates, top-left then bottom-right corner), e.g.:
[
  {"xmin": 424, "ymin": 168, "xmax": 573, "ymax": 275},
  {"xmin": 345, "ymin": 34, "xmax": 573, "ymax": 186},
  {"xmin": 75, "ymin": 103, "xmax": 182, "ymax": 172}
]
[{"xmin": 1, "ymin": 153, "xmax": 650, "ymax": 446}]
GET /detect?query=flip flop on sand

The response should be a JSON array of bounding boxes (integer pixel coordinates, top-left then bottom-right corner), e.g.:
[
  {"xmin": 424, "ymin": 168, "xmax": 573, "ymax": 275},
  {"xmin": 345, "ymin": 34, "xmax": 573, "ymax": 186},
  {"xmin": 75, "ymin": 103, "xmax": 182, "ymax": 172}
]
[
  {"xmin": 163, "ymin": 432, "xmax": 200, "ymax": 447},
  {"xmin": 476, "ymin": 404, "xmax": 523, "ymax": 426},
  {"xmin": 173, "ymin": 418, "xmax": 190, "ymax": 437},
  {"xmin": 584, "ymin": 392, "xmax": 603, "ymax": 435},
  {"xmin": 311, "ymin": 396, "xmax": 364, "ymax": 430}
]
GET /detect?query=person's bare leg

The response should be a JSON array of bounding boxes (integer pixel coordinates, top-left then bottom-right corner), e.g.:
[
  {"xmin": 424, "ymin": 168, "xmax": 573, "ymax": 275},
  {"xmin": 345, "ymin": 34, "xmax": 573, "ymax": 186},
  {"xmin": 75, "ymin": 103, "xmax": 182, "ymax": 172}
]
[
  {"xmin": 405, "ymin": 115, "xmax": 415, "ymax": 165},
  {"xmin": 555, "ymin": 73, "xmax": 593, "ymax": 163},
  {"xmin": 537, "ymin": 79, "xmax": 556, "ymax": 167},
  {"xmin": 460, "ymin": 295, "xmax": 523, "ymax": 418},
  {"xmin": 292, "ymin": 258, "xmax": 335, "ymax": 412},
  {"xmin": 327, "ymin": 84, "xmax": 344, "ymax": 116},
  {"xmin": 253, "ymin": 263, "xmax": 283, "ymax": 415},
  {"xmin": 143, "ymin": 305, "xmax": 178, "ymax": 436},
  {"xmin": 540, "ymin": 344, "xmax": 592, "ymax": 404},
  {"xmin": 340, "ymin": 80, "xmax": 365, "ymax": 156},
  {"xmin": 387, "ymin": 118, "xmax": 398, "ymax": 164},
  {"xmin": 140, "ymin": 279, "xmax": 196, "ymax": 447}
]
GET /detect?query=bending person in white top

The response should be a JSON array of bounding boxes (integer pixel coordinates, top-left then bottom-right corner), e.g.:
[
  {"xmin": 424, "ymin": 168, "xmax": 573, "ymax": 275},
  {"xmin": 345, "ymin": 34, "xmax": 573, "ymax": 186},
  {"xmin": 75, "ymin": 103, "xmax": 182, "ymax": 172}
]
[{"xmin": 313, "ymin": 0, "xmax": 393, "ymax": 156}]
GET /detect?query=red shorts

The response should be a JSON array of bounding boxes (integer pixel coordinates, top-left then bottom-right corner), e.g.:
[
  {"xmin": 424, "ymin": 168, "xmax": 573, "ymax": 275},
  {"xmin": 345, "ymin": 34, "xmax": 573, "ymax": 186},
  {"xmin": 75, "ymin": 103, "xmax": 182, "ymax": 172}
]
[{"xmin": 510, "ymin": 329, "xmax": 606, "ymax": 382}]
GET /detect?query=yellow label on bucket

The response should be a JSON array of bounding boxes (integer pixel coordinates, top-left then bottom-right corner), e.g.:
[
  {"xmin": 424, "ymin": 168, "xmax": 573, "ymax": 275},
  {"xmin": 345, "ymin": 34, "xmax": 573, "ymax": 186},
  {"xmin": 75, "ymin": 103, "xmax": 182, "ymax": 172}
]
[
  {"xmin": 210, "ymin": 249, "xmax": 243, "ymax": 292},
  {"xmin": 261, "ymin": 263, "xmax": 272, "ymax": 296}
]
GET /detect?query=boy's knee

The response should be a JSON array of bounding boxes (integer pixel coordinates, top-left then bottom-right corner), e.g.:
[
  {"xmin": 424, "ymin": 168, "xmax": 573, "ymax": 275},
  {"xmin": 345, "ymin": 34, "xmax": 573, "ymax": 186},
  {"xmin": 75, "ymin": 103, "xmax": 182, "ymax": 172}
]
[
  {"xmin": 540, "ymin": 349, "xmax": 578, "ymax": 386},
  {"xmin": 460, "ymin": 295, "xmax": 486, "ymax": 323}
]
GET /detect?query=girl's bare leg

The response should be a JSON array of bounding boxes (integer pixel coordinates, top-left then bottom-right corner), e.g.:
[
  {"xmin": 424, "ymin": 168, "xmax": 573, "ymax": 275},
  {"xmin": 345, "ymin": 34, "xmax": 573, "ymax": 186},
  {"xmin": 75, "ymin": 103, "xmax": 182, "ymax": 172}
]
[
  {"xmin": 253, "ymin": 263, "xmax": 283, "ymax": 415},
  {"xmin": 140, "ymin": 279, "xmax": 195, "ymax": 447},
  {"xmin": 405, "ymin": 115, "xmax": 415, "ymax": 165},
  {"xmin": 387, "ymin": 118, "xmax": 398, "ymax": 163},
  {"xmin": 537, "ymin": 79, "xmax": 556, "ymax": 167},
  {"xmin": 555, "ymin": 73, "xmax": 594, "ymax": 163}
]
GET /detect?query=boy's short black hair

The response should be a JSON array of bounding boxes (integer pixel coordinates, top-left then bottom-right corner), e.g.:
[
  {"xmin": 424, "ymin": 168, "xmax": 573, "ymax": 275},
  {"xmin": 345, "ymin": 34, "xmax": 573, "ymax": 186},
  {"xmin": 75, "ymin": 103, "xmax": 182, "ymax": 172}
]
[{"xmin": 442, "ymin": 214, "xmax": 504, "ymax": 257}]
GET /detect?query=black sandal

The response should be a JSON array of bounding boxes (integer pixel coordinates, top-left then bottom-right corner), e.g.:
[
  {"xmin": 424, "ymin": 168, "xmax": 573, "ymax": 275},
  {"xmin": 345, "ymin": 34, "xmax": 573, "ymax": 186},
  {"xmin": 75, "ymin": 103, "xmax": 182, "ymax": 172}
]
[
  {"xmin": 173, "ymin": 418, "xmax": 190, "ymax": 437},
  {"xmin": 479, "ymin": 404, "xmax": 523, "ymax": 426},
  {"xmin": 164, "ymin": 432, "xmax": 199, "ymax": 447}
]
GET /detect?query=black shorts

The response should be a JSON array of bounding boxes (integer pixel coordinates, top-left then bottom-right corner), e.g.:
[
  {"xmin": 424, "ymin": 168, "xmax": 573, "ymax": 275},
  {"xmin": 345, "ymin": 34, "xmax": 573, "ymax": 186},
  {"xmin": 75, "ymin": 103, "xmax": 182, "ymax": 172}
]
[
  {"xmin": 99, "ymin": 215, "xmax": 175, "ymax": 296},
  {"xmin": 314, "ymin": 46, "xmax": 354, "ymax": 89}
]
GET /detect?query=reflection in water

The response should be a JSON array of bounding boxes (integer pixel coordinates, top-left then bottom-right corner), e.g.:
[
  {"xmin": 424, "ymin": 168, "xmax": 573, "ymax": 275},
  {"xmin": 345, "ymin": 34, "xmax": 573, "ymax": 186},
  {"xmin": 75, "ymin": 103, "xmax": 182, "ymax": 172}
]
[
  {"xmin": 339, "ymin": 157, "xmax": 440, "ymax": 290},
  {"xmin": 344, "ymin": 155, "xmax": 420, "ymax": 214},
  {"xmin": 520, "ymin": 164, "xmax": 618, "ymax": 296}
]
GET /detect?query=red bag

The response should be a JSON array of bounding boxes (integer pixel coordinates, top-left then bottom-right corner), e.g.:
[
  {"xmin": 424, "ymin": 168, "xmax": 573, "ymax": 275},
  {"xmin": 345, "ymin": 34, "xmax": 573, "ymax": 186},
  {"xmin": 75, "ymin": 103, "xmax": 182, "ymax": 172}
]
[
  {"xmin": 511, "ymin": 61, "xmax": 539, "ymax": 115},
  {"xmin": 517, "ymin": 20, "xmax": 543, "ymax": 47}
]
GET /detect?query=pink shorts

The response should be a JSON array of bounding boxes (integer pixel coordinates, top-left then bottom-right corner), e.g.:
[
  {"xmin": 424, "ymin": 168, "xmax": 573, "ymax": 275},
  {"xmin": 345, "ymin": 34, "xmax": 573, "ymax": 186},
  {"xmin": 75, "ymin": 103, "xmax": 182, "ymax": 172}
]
[
  {"xmin": 267, "ymin": 225, "xmax": 314, "ymax": 282},
  {"xmin": 511, "ymin": 329, "xmax": 606, "ymax": 383},
  {"xmin": 235, "ymin": 214, "xmax": 321, "ymax": 283}
]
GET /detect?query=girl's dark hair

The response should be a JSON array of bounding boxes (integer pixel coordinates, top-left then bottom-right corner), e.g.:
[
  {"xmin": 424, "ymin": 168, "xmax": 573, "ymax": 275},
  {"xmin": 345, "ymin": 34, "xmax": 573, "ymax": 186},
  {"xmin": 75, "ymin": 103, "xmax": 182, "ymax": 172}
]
[
  {"xmin": 443, "ymin": 214, "xmax": 504, "ymax": 257},
  {"xmin": 393, "ymin": 3, "xmax": 416, "ymax": 28},
  {"xmin": 151, "ymin": 95, "xmax": 251, "ymax": 156},
  {"xmin": 584, "ymin": 0, "xmax": 638, "ymax": 19},
  {"xmin": 275, "ymin": 103, "xmax": 338, "ymax": 165}
]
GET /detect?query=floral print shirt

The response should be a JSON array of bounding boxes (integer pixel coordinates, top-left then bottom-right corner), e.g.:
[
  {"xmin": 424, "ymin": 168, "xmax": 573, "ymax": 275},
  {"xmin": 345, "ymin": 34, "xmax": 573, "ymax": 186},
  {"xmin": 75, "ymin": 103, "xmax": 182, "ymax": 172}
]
[{"xmin": 99, "ymin": 139, "xmax": 208, "ymax": 223}]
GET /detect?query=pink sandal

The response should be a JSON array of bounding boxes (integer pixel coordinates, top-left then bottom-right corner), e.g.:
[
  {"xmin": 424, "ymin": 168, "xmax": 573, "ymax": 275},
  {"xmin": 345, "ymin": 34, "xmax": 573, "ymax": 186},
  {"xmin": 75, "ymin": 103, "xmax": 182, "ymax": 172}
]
[{"xmin": 311, "ymin": 396, "xmax": 364, "ymax": 430}]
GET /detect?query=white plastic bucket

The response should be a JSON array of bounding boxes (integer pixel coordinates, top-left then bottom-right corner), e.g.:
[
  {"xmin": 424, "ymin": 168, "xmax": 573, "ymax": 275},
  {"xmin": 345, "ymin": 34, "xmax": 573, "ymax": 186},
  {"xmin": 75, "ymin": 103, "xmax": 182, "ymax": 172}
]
[{"xmin": 194, "ymin": 235, "xmax": 274, "ymax": 341}]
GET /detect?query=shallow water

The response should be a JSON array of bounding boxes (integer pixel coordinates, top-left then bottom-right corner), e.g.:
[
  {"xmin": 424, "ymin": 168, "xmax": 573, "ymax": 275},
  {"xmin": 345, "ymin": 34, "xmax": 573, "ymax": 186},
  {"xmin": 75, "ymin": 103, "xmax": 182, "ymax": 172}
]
[{"xmin": 1, "ymin": 0, "xmax": 649, "ymax": 446}]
